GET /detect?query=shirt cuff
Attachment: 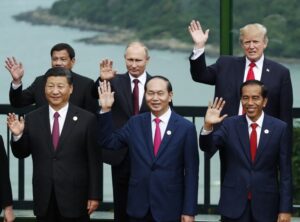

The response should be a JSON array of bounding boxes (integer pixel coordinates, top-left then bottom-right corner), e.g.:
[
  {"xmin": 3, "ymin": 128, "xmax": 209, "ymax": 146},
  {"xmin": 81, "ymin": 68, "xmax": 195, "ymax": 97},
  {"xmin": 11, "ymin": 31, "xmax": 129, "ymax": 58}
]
[
  {"xmin": 190, "ymin": 47, "xmax": 205, "ymax": 60},
  {"xmin": 200, "ymin": 126, "xmax": 213, "ymax": 135}
]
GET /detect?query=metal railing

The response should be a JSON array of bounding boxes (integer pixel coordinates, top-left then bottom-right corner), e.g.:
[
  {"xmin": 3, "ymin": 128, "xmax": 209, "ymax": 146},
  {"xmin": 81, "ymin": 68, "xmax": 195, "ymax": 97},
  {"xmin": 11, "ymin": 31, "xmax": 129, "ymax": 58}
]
[{"xmin": 1, "ymin": 104, "xmax": 300, "ymax": 214}]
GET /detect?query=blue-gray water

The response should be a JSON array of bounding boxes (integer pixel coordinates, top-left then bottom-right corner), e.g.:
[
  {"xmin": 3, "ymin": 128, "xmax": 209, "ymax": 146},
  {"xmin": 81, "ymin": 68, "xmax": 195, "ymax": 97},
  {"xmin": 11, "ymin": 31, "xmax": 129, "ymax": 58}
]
[{"xmin": 0, "ymin": 0, "xmax": 299, "ymax": 205}]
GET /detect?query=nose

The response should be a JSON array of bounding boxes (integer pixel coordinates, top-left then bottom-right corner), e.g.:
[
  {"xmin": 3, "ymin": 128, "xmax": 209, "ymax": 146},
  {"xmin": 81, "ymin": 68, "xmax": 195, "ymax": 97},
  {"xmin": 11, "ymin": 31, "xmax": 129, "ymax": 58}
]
[{"xmin": 249, "ymin": 41, "xmax": 255, "ymax": 48}]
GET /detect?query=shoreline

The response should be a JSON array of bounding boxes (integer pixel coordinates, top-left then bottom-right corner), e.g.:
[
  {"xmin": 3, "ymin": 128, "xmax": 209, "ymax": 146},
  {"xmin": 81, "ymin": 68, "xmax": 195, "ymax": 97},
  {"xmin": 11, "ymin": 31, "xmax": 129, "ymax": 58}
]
[{"xmin": 13, "ymin": 8, "xmax": 299, "ymax": 64}]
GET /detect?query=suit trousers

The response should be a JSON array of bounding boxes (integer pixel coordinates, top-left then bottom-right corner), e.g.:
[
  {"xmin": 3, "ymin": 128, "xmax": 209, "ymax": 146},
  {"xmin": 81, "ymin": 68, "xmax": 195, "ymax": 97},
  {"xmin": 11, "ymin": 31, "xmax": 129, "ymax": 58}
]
[
  {"xmin": 36, "ymin": 188, "xmax": 89, "ymax": 222},
  {"xmin": 221, "ymin": 200, "xmax": 262, "ymax": 222},
  {"xmin": 111, "ymin": 154, "xmax": 130, "ymax": 222},
  {"xmin": 130, "ymin": 210, "xmax": 154, "ymax": 222}
]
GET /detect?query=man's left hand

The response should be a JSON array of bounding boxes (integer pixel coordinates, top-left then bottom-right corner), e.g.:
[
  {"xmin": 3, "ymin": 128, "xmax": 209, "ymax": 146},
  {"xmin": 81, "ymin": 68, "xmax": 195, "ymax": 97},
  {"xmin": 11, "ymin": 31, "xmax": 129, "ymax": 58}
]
[
  {"xmin": 277, "ymin": 213, "xmax": 291, "ymax": 222},
  {"xmin": 181, "ymin": 215, "xmax": 194, "ymax": 222},
  {"xmin": 87, "ymin": 200, "xmax": 99, "ymax": 215}
]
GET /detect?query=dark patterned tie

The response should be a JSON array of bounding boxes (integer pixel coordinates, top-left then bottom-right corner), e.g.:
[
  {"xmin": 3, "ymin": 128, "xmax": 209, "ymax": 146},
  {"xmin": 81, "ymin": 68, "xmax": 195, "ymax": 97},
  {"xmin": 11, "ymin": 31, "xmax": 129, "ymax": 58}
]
[
  {"xmin": 133, "ymin": 79, "xmax": 139, "ymax": 115},
  {"xmin": 52, "ymin": 112, "xmax": 60, "ymax": 150}
]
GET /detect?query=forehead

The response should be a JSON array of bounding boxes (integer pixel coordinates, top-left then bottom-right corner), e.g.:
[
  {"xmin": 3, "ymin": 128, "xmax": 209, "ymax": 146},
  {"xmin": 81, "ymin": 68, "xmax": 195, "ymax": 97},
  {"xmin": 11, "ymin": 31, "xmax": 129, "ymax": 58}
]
[
  {"xmin": 146, "ymin": 78, "xmax": 168, "ymax": 91},
  {"xmin": 46, "ymin": 76, "xmax": 69, "ymax": 84},
  {"xmin": 125, "ymin": 45, "xmax": 147, "ymax": 58},
  {"xmin": 242, "ymin": 84, "xmax": 262, "ymax": 95},
  {"xmin": 51, "ymin": 49, "xmax": 70, "ymax": 58},
  {"xmin": 242, "ymin": 28, "xmax": 264, "ymax": 41}
]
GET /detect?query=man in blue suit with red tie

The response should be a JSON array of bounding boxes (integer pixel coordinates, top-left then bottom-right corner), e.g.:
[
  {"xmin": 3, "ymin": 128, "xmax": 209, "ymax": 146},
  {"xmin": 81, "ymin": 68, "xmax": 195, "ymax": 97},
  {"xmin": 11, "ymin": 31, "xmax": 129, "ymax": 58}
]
[
  {"xmin": 199, "ymin": 80, "xmax": 292, "ymax": 222},
  {"xmin": 97, "ymin": 76, "xmax": 199, "ymax": 222}
]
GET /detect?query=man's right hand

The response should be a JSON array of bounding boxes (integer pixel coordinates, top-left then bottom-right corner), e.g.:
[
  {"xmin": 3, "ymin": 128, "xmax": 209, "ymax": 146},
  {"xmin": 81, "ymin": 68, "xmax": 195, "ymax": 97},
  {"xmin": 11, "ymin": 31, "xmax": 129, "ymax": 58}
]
[
  {"xmin": 188, "ymin": 20, "xmax": 210, "ymax": 49},
  {"xmin": 7, "ymin": 113, "xmax": 25, "ymax": 137},
  {"xmin": 204, "ymin": 97, "xmax": 227, "ymax": 130},
  {"xmin": 98, "ymin": 80, "xmax": 115, "ymax": 113},
  {"xmin": 99, "ymin": 59, "xmax": 117, "ymax": 80},
  {"xmin": 5, "ymin": 57, "xmax": 24, "ymax": 85}
]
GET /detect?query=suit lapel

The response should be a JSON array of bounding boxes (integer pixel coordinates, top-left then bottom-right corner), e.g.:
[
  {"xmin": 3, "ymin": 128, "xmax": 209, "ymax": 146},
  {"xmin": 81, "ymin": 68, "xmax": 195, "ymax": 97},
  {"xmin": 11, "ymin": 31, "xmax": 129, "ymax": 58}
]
[
  {"xmin": 255, "ymin": 115, "xmax": 274, "ymax": 163},
  {"xmin": 56, "ymin": 104, "xmax": 78, "ymax": 152},
  {"xmin": 235, "ymin": 57, "xmax": 247, "ymax": 100},
  {"xmin": 260, "ymin": 59, "xmax": 272, "ymax": 82},
  {"xmin": 154, "ymin": 112, "xmax": 178, "ymax": 161},
  {"xmin": 139, "ymin": 73, "xmax": 151, "ymax": 113},
  {"xmin": 40, "ymin": 106, "xmax": 54, "ymax": 153},
  {"xmin": 119, "ymin": 73, "xmax": 134, "ymax": 116},
  {"xmin": 142, "ymin": 113, "xmax": 155, "ymax": 161},
  {"xmin": 236, "ymin": 116, "xmax": 252, "ymax": 163}
]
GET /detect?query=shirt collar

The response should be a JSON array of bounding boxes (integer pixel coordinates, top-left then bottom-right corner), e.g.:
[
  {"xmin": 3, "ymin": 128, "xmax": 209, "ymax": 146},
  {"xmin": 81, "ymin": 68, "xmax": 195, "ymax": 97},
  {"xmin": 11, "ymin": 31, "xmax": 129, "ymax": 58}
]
[
  {"xmin": 246, "ymin": 111, "xmax": 264, "ymax": 128},
  {"xmin": 151, "ymin": 107, "xmax": 172, "ymax": 123},
  {"xmin": 246, "ymin": 54, "xmax": 264, "ymax": 71},
  {"xmin": 129, "ymin": 72, "xmax": 147, "ymax": 86},
  {"xmin": 49, "ymin": 103, "xmax": 69, "ymax": 118}
]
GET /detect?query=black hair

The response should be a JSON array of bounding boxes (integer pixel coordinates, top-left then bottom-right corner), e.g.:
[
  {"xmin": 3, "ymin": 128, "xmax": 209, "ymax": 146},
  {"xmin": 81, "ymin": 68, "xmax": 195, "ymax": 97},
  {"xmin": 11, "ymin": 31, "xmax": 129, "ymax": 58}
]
[
  {"xmin": 50, "ymin": 43, "xmax": 75, "ymax": 59},
  {"xmin": 240, "ymin": 80, "xmax": 268, "ymax": 98},
  {"xmin": 44, "ymin": 67, "xmax": 73, "ymax": 85}
]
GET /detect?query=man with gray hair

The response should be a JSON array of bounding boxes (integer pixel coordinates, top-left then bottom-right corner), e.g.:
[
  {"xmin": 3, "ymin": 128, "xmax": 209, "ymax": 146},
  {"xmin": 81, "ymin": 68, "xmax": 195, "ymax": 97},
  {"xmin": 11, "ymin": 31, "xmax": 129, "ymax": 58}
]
[{"xmin": 93, "ymin": 41, "xmax": 152, "ymax": 222}]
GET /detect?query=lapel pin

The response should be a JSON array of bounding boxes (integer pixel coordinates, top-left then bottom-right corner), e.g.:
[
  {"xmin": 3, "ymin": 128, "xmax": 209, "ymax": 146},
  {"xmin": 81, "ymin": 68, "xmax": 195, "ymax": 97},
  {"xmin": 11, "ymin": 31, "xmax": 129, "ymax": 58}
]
[
  {"xmin": 266, "ymin": 68, "xmax": 270, "ymax": 72},
  {"xmin": 166, "ymin": 130, "xmax": 172, "ymax": 135},
  {"xmin": 73, "ymin": 116, "xmax": 78, "ymax": 121},
  {"xmin": 264, "ymin": 129, "xmax": 269, "ymax": 134}
]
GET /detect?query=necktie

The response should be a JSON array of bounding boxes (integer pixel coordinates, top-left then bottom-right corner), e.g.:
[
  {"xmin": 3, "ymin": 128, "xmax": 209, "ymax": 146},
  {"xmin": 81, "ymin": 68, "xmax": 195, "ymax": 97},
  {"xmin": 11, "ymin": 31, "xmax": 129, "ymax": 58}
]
[
  {"xmin": 250, "ymin": 123, "xmax": 258, "ymax": 162},
  {"xmin": 52, "ymin": 112, "xmax": 60, "ymax": 150},
  {"xmin": 133, "ymin": 79, "xmax": 139, "ymax": 115},
  {"xmin": 153, "ymin": 117, "xmax": 161, "ymax": 156},
  {"xmin": 246, "ymin": 62, "xmax": 256, "ymax": 80}
]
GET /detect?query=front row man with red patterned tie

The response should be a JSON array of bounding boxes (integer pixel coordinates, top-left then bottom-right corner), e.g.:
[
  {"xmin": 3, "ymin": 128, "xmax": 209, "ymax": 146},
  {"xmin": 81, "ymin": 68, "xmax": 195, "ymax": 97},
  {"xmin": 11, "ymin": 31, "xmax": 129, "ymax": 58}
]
[
  {"xmin": 200, "ymin": 80, "xmax": 292, "ymax": 222},
  {"xmin": 97, "ymin": 76, "xmax": 199, "ymax": 222}
]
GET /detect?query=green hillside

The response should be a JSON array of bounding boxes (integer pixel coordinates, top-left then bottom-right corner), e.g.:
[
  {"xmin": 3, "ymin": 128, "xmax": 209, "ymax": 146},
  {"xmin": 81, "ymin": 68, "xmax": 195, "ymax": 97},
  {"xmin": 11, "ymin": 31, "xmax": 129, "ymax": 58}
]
[{"xmin": 49, "ymin": 0, "xmax": 300, "ymax": 58}]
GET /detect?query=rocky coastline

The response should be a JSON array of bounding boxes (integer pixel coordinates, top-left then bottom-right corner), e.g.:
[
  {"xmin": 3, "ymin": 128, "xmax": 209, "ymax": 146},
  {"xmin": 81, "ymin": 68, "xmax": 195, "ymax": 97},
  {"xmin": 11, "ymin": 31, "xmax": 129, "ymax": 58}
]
[
  {"xmin": 13, "ymin": 8, "xmax": 299, "ymax": 63},
  {"xmin": 13, "ymin": 8, "xmax": 219, "ymax": 55}
]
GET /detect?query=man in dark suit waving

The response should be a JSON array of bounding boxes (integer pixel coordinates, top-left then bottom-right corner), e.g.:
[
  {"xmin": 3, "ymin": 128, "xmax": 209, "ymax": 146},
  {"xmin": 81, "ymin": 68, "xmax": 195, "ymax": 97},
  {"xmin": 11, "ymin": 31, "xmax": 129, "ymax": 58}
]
[
  {"xmin": 5, "ymin": 43, "xmax": 98, "ymax": 113},
  {"xmin": 93, "ymin": 41, "xmax": 151, "ymax": 222},
  {"xmin": 199, "ymin": 80, "xmax": 292, "ymax": 222},
  {"xmin": 97, "ymin": 76, "xmax": 199, "ymax": 222},
  {"xmin": 7, "ymin": 67, "xmax": 100, "ymax": 222}
]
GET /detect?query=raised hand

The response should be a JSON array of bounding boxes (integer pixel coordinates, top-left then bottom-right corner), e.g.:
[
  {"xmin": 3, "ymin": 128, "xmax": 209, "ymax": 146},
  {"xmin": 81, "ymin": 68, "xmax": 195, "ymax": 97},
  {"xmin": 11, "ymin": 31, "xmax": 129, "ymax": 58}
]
[
  {"xmin": 5, "ymin": 57, "xmax": 24, "ymax": 84},
  {"xmin": 204, "ymin": 97, "xmax": 227, "ymax": 130},
  {"xmin": 99, "ymin": 59, "xmax": 117, "ymax": 80},
  {"xmin": 98, "ymin": 80, "xmax": 115, "ymax": 112},
  {"xmin": 3, "ymin": 205, "xmax": 15, "ymax": 222},
  {"xmin": 7, "ymin": 113, "xmax": 25, "ymax": 136},
  {"xmin": 188, "ymin": 20, "xmax": 210, "ymax": 49}
]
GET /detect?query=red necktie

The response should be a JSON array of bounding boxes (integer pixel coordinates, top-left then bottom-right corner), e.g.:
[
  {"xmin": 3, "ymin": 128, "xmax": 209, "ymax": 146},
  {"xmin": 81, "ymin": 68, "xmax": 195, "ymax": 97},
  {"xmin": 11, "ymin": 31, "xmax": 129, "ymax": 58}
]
[
  {"xmin": 246, "ymin": 62, "xmax": 256, "ymax": 80},
  {"xmin": 250, "ymin": 123, "xmax": 258, "ymax": 162},
  {"xmin": 52, "ymin": 112, "xmax": 60, "ymax": 150},
  {"xmin": 133, "ymin": 79, "xmax": 139, "ymax": 115},
  {"xmin": 153, "ymin": 118, "xmax": 161, "ymax": 156}
]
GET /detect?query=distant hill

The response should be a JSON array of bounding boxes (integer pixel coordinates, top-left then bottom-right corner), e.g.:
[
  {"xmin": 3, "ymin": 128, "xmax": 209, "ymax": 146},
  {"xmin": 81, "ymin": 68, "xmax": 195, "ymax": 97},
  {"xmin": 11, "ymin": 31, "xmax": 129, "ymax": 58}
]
[{"xmin": 17, "ymin": 0, "xmax": 300, "ymax": 58}]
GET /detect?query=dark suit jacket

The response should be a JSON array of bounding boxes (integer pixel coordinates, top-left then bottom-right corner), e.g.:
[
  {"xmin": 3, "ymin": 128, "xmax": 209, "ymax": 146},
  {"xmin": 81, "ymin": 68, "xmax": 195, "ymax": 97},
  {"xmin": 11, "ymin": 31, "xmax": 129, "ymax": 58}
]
[
  {"xmin": 11, "ymin": 104, "xmax": 100, "ymax": 217},
  {"xmin": 190, "ymin": 54, "xmax": 293, "ymax": 138},
  {"xmin": 0, "ymin": 135, "xmax": 13, "ymax": 214},
  {"xmin": 93, "ymin": 72, "xmax": 151, "ymax": 165},
  {"xmin": 98, "ymin": 111, "xmax": 199, "ymax": 221},
  {"xmin": 9, "ymin": 71, "xmax": 98, "ymax": 113},
  {"xmin": 199, "ymin": 114, "xmax": 292, "ymax": 221}
]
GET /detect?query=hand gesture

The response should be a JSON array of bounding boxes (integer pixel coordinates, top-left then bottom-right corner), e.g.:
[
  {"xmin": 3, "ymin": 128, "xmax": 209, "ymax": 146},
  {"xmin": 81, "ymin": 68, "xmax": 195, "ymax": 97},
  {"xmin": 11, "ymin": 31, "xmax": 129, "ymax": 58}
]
[
  {"xmin": 3, "ymin": 205, "xmax": 15, "ymax": 222},
  {"xmin": 277, "ymin": 213, "xmax": 291, "ymax": 222},
  {"xmin": 98, "ymin": 80, "xmax": 115, "ymax": 112},
  {"xmin": 181, "ymin": 215, "xmax": 194, "ymax": 222},
  {"xmin": 204, "ymin": 97, "xmax": 227, "ymax": 130},
  {"xmin": 188, "ymin": 20, "xmax": 209, "ymax": 49},
  {"xmin": 87, "ymin": 200, "xmax": 99, "ymax": 215},
  {"xmin": 7, "ymin": 113, "xmax": 25, "ymax": 136},
  {"xmin": 5, "ymin": 57, "xmax": 24, "ymax": 84},
  {"xmin": 99, "ymin": 59, "xmax": 117, "ymax": 80}
]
